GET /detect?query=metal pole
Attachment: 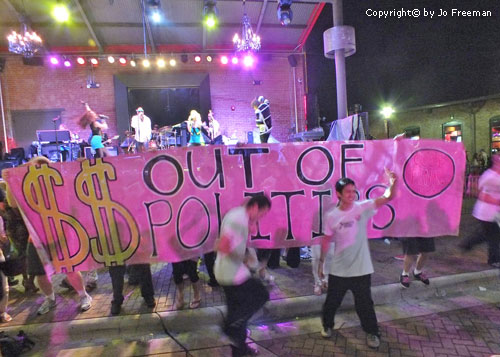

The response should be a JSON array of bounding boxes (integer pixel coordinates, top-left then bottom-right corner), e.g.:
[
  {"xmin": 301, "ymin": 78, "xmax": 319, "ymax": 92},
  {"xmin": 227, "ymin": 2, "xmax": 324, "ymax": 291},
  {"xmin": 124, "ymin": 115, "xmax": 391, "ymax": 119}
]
[
  {"xmin": 292, "ymin": 66, "xmax": 298, "ymax": 133},
  {"xmin": 0, "ymin": 77, "xmax": 8, "ymax": 153},
  {"xmin": 332, "ymin": 0, "xmax": 348, "ymax": 120}
]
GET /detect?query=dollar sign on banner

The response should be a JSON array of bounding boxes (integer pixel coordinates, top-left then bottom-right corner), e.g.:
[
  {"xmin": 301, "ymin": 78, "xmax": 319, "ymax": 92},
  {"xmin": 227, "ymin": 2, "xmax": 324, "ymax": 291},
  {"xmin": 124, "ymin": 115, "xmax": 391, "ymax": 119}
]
[
  {"xmin": 75, "ymin": 159, "xmax": 139, "ymax": 266},
  {"xmin": 23, "ymin": 164, "xmax": 90, "ymax": 272}
]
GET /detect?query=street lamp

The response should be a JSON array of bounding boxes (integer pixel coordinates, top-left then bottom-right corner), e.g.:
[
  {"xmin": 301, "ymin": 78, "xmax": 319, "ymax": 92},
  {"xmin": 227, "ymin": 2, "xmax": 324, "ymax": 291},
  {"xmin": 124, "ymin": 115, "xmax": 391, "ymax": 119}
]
[{"xmin": 381, "ymin": 106, "xmax": 394, "ymax": 138}]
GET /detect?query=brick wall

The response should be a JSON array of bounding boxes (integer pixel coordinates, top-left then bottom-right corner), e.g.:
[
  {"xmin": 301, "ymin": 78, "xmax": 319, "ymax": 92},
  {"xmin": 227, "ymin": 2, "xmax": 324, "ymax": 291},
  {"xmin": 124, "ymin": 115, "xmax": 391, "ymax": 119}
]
[
  {"xmin": 368, "ymin": 97, "xmax": 500, "ymax": 156},
  {"xmin": 0, "ymin": 54, "xmax": 306, "ymax": 147}
]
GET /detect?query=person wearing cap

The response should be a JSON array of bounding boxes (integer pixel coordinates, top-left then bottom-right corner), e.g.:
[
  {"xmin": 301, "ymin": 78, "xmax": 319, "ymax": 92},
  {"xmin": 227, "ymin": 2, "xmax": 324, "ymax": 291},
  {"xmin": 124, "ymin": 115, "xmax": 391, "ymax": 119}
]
[{"xmin": 130, "ymin": 107, "xmax": 152, "ymax": 152}]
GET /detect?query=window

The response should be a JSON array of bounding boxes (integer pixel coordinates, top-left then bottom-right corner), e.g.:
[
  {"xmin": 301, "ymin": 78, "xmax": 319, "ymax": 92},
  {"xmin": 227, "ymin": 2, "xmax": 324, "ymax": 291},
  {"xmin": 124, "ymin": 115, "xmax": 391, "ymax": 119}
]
[
  {"xmin": 490, "ymin": 117, "xmax": 500, "ymax": 154},
  {"xmin": 442, "ymin": 121, "xmax": 462, "ymax": 143}
]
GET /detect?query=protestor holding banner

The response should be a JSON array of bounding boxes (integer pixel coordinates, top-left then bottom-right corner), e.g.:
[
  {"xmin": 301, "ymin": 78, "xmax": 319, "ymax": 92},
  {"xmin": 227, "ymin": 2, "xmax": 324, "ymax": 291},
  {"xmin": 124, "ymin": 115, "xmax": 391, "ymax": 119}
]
[
  {"xmin": 214, "ymin": 195, "xmax": 271, "ymax": 357},
  {"xmin": 319, "ymin": 170, "xmax": 397, "ymax": 349},
  {"xmin": 460, "ymin": 153, "xmax": 500, "ymax": 268}
]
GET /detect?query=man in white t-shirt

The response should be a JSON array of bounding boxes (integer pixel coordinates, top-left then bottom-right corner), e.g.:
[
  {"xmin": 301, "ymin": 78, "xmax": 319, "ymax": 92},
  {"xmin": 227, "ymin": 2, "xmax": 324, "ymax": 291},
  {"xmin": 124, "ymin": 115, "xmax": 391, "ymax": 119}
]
[
  {"xmin": 130, "ymin": 107, "xmax": 152, "ymax": 152},
  {"xmin": 460, "ymin": 154, "xmax": 500, "ymax": 267},
  {"xmin": 214, "ymin": 195, "xmax": 271, "ymax": 357},
  {"xmin": 318, "ymin": 171, "xmax": 397, "ymax": 349}
]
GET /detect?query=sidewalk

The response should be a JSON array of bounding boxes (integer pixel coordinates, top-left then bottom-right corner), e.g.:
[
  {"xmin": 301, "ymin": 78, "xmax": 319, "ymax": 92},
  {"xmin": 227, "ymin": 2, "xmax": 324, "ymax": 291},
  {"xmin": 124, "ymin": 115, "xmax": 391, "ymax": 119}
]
[{"xmin": 1, "ymin": 200, "xmax": 498, "ymax": 344}]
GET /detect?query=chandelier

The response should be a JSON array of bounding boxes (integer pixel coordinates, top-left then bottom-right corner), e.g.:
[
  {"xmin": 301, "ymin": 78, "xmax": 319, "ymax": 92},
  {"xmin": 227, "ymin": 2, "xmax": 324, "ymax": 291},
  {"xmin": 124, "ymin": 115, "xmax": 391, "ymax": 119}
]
[
  {"xmin": 7, "ymin": 23, "xmax": 43, "ymax": 57},
  {"xmin": 232, "ymin": 0, "xmax": 261, "ymax": 52}
]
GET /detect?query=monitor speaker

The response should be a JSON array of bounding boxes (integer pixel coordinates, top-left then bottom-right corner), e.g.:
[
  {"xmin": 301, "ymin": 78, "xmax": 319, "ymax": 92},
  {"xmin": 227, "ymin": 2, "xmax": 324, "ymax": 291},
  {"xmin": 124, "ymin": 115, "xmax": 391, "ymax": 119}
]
[{"xmin": 287, "ymin": 54, "xmax": 297, "ymax": 67}]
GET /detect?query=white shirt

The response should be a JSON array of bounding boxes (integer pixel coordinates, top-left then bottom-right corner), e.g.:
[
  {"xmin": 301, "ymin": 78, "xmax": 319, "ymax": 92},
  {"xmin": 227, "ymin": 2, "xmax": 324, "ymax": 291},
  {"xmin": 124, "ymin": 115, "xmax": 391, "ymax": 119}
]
[
  {"xmin": 131, "ymin": 114, "xmax": 152, "ymax": 143},
  {"xmin": 324, "ymin": 200, "xmax": 376, "ymax": 277},
  {"xmin": 214, "ymin": 206, "xmax": 252, "ymax": 286},
  {"xmin": 473, "ymin": 168, "xmax": 500, "ymax": 222}
]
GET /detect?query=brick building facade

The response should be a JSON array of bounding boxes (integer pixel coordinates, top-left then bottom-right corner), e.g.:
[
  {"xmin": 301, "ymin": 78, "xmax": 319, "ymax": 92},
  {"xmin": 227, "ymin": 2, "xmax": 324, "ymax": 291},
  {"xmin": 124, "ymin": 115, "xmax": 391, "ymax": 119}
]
[{"xmin": 0, "ymin": 54, "xmax": 306, "ymax": 152}]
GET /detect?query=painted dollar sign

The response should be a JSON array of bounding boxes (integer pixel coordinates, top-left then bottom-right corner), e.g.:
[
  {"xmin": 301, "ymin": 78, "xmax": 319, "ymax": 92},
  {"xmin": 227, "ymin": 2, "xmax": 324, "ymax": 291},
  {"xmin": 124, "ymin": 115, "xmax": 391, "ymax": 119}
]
[
  {"xmin": 23, "ymin": 163, "xmax": 90, "ymax": 272},
  {"xmin": 75, "ymin": 159, "xmax": 140, "ymax": 266}
]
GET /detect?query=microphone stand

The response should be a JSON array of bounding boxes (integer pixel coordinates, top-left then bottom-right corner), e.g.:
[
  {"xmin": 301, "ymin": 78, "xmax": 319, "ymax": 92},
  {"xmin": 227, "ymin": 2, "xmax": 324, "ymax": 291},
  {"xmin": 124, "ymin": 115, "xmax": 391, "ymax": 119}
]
[{"xmin": 53, "ymin": 116, "xmax": 61, "ymax": 162}]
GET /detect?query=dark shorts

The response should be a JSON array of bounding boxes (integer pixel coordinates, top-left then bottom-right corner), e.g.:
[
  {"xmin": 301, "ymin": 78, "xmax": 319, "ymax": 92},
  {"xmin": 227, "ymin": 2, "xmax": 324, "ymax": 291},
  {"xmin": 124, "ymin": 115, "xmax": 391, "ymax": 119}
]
[
  {"xmin": 172, "ymin": 260, "xmax": 199, "ymax": 285},
  {"xmin": 27, "ymin": 242, "xmax": 46, "ymax": 276},
  {"xmin": 401, "ymin": 238, "xmax": 436, "ymax": 255}
]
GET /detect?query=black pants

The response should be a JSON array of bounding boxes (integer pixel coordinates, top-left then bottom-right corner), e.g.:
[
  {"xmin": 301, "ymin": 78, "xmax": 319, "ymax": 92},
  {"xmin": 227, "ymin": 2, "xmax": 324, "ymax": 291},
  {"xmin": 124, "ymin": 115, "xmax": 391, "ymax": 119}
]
[
  {"xmin": 109, "ymin": 264, "xmax": 154, "ymax": 304},
  {"xmin": 257, "ymin": 249, "xmax": 281, "ymax": 269},
  {"xmin": 461, "ymin": 219, "xmax": 500, "ymax": 264},
  {"xmin": 322, "ymin": 274, "xmax": 379, "ymax": 336},
  {"xmin": 222, "ymin": 278, "xmax": 269, "ymax": 351},
  {"xmin": 259, "ymin": 132, "xmax": 270, "ymax": 143},
  {"xmin": 204, "ymin": 252, "xmax": 217, "ymax": 283}
]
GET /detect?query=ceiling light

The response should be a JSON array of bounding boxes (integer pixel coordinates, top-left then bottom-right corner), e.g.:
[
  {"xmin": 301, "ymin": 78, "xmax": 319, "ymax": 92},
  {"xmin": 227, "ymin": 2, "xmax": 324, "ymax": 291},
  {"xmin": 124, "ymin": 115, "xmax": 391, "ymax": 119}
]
[
  {"xmin": 194, "ymin": 55, "xmax": 201, "ymax": 63},
  {"xmin": 169, "ymin": 58, "xmax": 176, "ymax": 66},
  {"xmin": 50, "ymin": 56, "xmax": 59, "ymax": 65},
  {"xmin": 90, "ymin": 58, "xmax": 98, "ymax": 65},
  {"xmin": 107, "ymin": 56, "xmax": 115, "ymax": 64},
  {"xmin": 53, "ymin": 4, "xmax": 70, "ymax": 22},
  {"xmin": 233, "ymin": 0, "xmax": 261, "ymax": 52},
  {"xmin": 7, "ymin": 24, "xmax": 43, "ymax": 57},
  {"xmin": 157, "ymin": 58, "xmax": 166, "ymax": 67},
  {"xmin": 76, "ymin": 57, "xmax": 86, "ymax": 65},
  {"xmin": 203, "ymin": 0, "xmax": 218, "ymax": 28},
  {"xmin": 119, "ymin": 57, "xmax": 127, "ymax": 65},
  {"xmin": 231, "ymin": 56, "xmax": 238, "ymax": 65},
  {"xmin": 63, "ymin": 58, "xmax": 71, "ymax": 67},
  {"xmin": 206, "ymin": 55, "xmax": 213, "ymax": 62},
  {"xmin": 143, "ymin": 59, "xmax": 150, "ymax": 67},
  {"xmin": 130, "ymin": 59, "xmax": 137, "ymax": 67},
  {"xmin": 243, "ymin": 54, "xmax": 255, "ymax": 68},
  {"xmin": 277, "ymin": 0, "xmax": 293, "ymax": 26},
  {"xmin": 220, "ymin": 55, "xmax": 228, "ymax": 65}
]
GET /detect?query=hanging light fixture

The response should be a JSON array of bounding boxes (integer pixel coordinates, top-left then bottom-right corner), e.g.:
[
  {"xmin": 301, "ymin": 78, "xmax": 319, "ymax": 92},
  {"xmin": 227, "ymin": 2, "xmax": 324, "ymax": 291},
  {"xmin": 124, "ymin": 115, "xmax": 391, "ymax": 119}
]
[
  {"xmin": 7, "ymin": 23, "xmax": 43, "ymax": 57},
  {"xmin": 232, "ymin": 0, "xmax": 261, "ymax": 53}
]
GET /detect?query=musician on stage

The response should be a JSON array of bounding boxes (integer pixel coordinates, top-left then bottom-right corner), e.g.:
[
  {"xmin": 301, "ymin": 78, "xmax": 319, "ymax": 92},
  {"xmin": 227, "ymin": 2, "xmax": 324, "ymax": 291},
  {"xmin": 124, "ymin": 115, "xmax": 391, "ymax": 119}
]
[
  {"xmin": 130, "ymin": 107, "xmax": 152, "ymax": 152},
  {"xmin": 252, "ymin": 96, "xmax": 272, "ymax": 143},
  {"xmin": 77, "ymin": 102, "xmax": 109, "ymax": 158},
  {"xmin": 203, "ymin": 109, "xmax": 221, "ymax": 144}
]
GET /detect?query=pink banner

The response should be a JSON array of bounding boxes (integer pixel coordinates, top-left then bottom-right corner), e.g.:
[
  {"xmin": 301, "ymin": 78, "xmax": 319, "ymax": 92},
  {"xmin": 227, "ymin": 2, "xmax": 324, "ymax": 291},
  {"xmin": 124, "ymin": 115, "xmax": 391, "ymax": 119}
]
[{"xmin": 4, "ymin": 139, "xmax": 465, "ymax": 273}]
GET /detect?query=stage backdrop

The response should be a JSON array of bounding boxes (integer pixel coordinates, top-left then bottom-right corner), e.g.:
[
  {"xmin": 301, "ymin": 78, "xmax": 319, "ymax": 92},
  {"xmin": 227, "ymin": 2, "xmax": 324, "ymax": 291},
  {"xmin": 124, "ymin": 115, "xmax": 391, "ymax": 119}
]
[{"xmin": 4, "ymin": 139, "xmax": 465, "ymax": 273}]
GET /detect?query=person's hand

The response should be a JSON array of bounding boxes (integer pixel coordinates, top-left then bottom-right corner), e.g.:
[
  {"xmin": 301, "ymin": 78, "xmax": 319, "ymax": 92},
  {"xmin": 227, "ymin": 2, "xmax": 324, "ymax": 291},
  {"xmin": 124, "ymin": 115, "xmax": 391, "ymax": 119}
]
[
  {"xmin": 384, "ymin": 167, "xmax": 397, "ymax": 185},
  {"xmin": 393, "ymin": 133, "xmax": 405, "ymax": 141}
]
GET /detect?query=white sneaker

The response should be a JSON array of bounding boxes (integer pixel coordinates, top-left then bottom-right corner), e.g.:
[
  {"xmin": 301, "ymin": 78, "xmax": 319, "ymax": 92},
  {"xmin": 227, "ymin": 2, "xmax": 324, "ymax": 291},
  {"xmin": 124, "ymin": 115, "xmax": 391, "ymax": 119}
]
[
  {"xmin": 37, "ymin": 298, "xmax": 56, "ymax": 315},
  {"xmin": 80, "ymin": 294, "xmax": 92, "ymax": 311},
  {"xmin": 366, "ymin": 334, "xmax": 380, "ymax": 348},
  {"xmin": 321, "ymin": 327, "xmax": 332, "ymax": 338}
]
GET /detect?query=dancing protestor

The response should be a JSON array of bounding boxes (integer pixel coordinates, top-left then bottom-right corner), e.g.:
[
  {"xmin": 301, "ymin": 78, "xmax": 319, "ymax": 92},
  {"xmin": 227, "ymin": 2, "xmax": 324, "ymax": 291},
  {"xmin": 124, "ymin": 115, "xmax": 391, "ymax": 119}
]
[
  {"xmin": 187, "ymin": 110, "xmax": 204, "ymax": 147},
  {"xmin": 460, "ymin": 153, "xmax": 500, "ymax": 268},
  {"xmin": 319, "ymin": 171, "xmax": 397, "ymax": 349},
  {"xmin": 399, "ymin": 238, "xmax": 435, "ymax": 288},
  {"xmin": 77, "ymin": 102, "xmax": 109, "ymax": 158},
  {"xmin": 215, "ymin": 195, "xmax": 271, "ymax": 357},
  {"xmin": 130, "ymin": 107, "xmax": 152, "ymax": 152},
  {"xmin": 172, "ymin": 259, "xmax": 201, "ymax": 310}
]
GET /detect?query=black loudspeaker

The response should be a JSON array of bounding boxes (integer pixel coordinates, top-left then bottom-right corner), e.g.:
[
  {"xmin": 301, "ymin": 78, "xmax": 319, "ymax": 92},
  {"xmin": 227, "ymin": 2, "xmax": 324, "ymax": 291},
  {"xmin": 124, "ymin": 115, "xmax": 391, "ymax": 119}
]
[
  {"xmin": 0, "ymin": 58, "xmax": 5, "ymax": 73},
  {"xmin": 0, "ymin": 160, "xmax": 18, "ymax": 178},
  {"xmin": 287, "ymin": 54, "xmax": 297, "ymax": 67},
  {"xmin": 180, "ymin": 122, "xmax": 188, "ymax": 147},
  {"xmin": 22, "ymin": 57, "xmax": 44, "ymax": 66},
  {"xmin": 306, "ymin": 93, "xmax": 319, "ymax": 129},
  {"xmin": 247, "ymin": 131, "xmax": 254, "ymax": 144}
]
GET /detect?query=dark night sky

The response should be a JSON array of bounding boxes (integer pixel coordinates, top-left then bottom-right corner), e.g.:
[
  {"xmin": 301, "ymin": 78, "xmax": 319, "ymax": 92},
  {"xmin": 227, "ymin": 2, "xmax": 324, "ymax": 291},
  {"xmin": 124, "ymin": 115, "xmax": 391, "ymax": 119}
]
[{"xmin": 306, "ymin": 0, "xmax": 500, "ymax": 120}]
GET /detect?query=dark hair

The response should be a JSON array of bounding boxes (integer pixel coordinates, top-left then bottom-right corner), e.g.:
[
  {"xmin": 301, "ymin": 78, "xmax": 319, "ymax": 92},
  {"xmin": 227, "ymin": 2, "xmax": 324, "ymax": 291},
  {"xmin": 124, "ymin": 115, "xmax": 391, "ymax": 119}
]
[
  {"xmin": 246, "ymin": 194, "xmax": 271, "ymax": 210},
  {"xmin": 335, "ymin": 177, "xmax": 355, "ymax": 193},
  {"xmin": 0, "ymin": 188, "xmax": 5, "ymax": 203},
  {"xmin": 251, "ymin": 98, "xmax": 260, "ymax": 109}
]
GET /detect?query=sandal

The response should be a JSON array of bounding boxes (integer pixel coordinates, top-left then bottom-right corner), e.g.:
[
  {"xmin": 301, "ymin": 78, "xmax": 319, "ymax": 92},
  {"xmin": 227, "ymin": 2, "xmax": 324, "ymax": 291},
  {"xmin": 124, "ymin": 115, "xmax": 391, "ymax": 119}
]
[
  {"xmin": 0, "ymin": 312, "xmax": 12, "ymax": 323},
  {"xmin": 189, "ymin": 298, "xmax": 201, "ymax": 309}
]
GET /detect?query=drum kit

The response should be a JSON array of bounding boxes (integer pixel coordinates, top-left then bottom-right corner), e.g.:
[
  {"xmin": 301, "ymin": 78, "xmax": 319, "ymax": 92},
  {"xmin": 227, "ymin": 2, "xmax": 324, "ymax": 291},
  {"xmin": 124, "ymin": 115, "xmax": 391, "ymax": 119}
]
[{"xmin": 124, "ymin": 125, "xmax": 178, "ymax": 153}]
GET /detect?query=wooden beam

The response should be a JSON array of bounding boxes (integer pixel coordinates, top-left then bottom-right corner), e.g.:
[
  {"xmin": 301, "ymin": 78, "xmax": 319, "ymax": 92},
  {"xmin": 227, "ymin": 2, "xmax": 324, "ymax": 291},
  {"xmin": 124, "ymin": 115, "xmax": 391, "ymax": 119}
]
[{"xmin": 71, "ymin": 0, "xmax": 104, "ymax": 52}]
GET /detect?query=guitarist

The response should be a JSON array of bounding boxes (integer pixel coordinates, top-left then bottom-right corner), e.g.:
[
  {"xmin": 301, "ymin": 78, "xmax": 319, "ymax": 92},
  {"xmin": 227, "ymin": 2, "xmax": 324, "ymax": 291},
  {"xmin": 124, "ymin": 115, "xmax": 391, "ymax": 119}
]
[{"xmin": 77, "ymin": 102, "xmax": 109, "ymax": 158}]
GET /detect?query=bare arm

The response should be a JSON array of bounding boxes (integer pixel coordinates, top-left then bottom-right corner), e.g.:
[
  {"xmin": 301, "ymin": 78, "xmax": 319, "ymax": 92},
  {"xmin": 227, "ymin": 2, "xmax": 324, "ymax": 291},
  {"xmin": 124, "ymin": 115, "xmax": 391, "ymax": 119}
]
[{"xmin": 374, "ymin": 169, "xmax": 397, "ymax": 209}]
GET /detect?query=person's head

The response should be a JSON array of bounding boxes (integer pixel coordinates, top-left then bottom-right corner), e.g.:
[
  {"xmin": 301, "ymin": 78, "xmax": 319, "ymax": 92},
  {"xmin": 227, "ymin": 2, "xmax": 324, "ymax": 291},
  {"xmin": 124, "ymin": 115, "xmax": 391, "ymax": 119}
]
[
  {"xmin": 208, "ymin": 110, "xmax": 214, "ymax": 121},
  {"xmin": 245, "ymin": 194, "xmax": 271, "ymax": 222},
  {"xmin": 77, "ymin": 110, "xmax": 97, "ymax": 129},
  {"xmin": 136, "ymin": 107, "xmax": 144, "ymax": 117},
  {"xmin": 251, "ymin": 98, "xmax": 260, "ymax": 110},
  {"xmin": 335, "ymin": 177, "xmax": 357, "ymax": 205},
  {"xmin": 189, "ymin": 110, "xmax": 201, "ymax": 122},
  {"xmin": 26, "ymin": 156, "xmax": 51, "ymax": 167}
]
